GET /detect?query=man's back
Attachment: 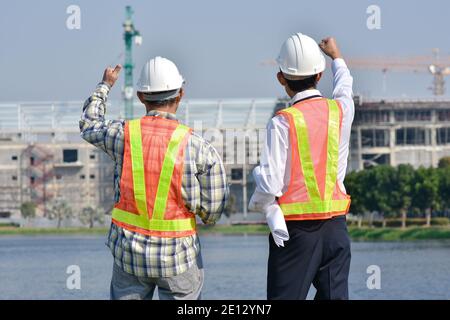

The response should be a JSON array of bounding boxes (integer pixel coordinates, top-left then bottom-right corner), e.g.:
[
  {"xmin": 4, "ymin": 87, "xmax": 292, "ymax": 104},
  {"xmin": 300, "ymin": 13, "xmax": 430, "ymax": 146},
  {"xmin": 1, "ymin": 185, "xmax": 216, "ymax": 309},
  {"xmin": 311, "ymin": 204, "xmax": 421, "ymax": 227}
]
[{"xmin": 80, "ymin": 83, "xmax": 228, "ymax": 278}]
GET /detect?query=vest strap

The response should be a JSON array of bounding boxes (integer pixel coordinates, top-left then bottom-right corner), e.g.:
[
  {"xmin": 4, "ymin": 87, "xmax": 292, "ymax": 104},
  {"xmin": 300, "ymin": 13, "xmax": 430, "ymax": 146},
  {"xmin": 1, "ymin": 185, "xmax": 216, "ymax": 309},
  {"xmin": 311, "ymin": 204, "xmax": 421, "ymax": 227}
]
[
  {"xmin": 112, "ymin": 208, "xmax": 196, "ymax": 231},
  {"xmin": 153, "ymin": 124, "xmax": 191, "ymax": 220},
  {"xmin": 129, "ymin": 119, "xmax": 148, "ymax": 216},
  {"xmin": 280, "ymin": 199, "xmax": 350, "ymax": 215}
]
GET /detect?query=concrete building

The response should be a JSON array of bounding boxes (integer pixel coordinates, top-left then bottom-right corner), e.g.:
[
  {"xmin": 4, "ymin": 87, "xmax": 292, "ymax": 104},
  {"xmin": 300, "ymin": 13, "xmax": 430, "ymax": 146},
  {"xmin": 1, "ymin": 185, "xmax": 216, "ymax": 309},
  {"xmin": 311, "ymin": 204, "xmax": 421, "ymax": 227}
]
[{"xmin": 349, "ymin": 96, "xmax": 450, "ymax": 170}]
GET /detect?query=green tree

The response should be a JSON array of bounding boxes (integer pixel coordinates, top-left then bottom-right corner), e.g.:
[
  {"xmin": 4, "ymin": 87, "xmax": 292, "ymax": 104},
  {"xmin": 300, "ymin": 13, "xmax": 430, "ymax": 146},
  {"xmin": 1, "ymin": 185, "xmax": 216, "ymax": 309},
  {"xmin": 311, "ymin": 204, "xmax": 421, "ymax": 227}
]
[
  {"xmin": 48, "ymin": 200, "xmax": 73, "ymax": 228},
  {"xmin": 412, "ymin": 167, "xmax": 440, "ymax": 227},
  {"xmin": 391, "ymin": 164, "xmax": 415, "ymax": 229},
  {"xmin": 370, "ymin": 166, "xmax": 397, "ymax": 227},
  {"xmin": 345, "ymin": 170, "xmax": 367, "ymax": 215},
  {"xmin": 20, "ymin": 201, "xmax": 36, "ymax": 222},
  {"xmin": 79, "ymin": 206, "xmax": 104, "ymax": 228},
  {"xmin": 438, "ymin": 157, "xmax": 450, "ymax": 169},
  {"xmin": 438, "ymin": 167, "xmax": 450, "ymax": 213},
  {"xmin": 346, "ymin": 169, "xmax": 376, "ymax": 227}
]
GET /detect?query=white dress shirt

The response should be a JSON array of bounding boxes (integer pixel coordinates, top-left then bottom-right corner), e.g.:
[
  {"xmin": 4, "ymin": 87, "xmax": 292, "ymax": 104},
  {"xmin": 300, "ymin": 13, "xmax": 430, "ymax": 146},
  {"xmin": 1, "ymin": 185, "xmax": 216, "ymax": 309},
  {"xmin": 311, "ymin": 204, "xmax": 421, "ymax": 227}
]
[{"xmin": 250, "ymin": 58, "xmax": 354, "ymax": 212}]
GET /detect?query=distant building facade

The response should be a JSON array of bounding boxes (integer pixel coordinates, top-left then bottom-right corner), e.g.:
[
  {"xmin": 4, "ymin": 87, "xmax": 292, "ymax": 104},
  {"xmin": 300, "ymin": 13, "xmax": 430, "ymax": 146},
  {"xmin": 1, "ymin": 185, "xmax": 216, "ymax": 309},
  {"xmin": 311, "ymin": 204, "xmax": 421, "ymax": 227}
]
[{"xmin": 349, "ymin": 96, "xmax": 450, "ymax": 170}]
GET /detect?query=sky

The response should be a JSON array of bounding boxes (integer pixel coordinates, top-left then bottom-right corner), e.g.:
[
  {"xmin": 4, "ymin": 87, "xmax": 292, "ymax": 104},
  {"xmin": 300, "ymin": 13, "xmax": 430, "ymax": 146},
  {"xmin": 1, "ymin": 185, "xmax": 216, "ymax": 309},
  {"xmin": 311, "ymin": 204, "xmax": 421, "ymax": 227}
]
[{"xmin": 0, "ymin": 0, "xmax": 449, "ymax": 102}]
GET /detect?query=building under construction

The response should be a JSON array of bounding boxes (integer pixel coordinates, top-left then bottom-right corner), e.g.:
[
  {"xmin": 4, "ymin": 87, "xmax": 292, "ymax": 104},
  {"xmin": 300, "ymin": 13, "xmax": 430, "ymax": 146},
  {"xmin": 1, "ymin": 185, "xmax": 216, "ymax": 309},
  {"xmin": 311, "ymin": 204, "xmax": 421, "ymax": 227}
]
[
  {"xmin": 1, "ymin": 96, "xmax": 450, "ymax": 219},
  {"xmin": 349, "ymin": 96, "xmax": 450, "ymax": 170}
]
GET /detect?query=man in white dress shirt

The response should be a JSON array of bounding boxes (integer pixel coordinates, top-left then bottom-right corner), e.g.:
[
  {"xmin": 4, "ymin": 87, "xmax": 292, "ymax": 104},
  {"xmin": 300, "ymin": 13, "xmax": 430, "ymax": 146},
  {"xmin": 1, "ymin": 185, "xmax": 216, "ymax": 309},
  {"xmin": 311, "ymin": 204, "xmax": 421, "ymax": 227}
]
[{"xmin": 249, "ymin": 34, "xmax": 354, "ymax": 300}]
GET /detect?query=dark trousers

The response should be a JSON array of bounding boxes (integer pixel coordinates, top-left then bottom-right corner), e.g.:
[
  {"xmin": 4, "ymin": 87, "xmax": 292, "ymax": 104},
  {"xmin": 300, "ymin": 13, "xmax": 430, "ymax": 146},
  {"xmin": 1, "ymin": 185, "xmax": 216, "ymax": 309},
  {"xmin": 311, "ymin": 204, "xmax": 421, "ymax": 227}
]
[{"xmin": 267, "ymin": 215, "xmax": 351, "ymax": 300}]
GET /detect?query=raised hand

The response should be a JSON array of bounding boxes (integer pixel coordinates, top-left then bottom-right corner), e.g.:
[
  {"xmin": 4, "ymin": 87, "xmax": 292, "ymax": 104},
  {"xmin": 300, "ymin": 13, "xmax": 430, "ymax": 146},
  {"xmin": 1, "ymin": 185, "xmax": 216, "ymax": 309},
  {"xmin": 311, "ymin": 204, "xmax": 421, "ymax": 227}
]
[
  {"xmin": 319, "ymin": 37, "xmax": 343, "ymax": 60},
  {"xmin": 102, "ymin": 64, "xmax": 122, "ymax": 87}
]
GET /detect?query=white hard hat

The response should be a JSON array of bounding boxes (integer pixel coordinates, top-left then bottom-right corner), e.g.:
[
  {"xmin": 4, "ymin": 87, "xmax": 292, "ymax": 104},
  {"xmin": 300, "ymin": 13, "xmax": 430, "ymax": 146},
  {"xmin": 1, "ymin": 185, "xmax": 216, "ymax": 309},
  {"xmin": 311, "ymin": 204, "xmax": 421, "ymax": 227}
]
[
  {"xmin": 277, "ymin": 33, "xmax": 326, "ymax": 79},
  {"xmin": 136, "ymin": 56, "xmax": 184, "ymax": 93}
]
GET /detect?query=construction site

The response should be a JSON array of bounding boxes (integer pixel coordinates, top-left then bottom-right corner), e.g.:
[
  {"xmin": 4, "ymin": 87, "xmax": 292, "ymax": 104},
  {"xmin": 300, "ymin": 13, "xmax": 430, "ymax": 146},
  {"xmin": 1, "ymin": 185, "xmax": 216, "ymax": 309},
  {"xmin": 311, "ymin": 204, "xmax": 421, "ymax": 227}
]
[{"xmin": 1, "ymin": 6, "xmax": 450, "ymax": 221}]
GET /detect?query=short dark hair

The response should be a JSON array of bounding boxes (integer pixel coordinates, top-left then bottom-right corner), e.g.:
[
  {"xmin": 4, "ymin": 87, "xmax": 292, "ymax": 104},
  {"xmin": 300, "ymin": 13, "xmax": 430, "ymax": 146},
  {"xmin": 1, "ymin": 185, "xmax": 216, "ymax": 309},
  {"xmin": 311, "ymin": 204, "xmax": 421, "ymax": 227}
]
[
  {"xmin": 141, "ymin": 89, "xmax": 179, "ymax": 108},
  {"xmin": 144, "ymin": 97, "xmax": 178, "ymax": 108},
  {"xmin": 285, "ymin": 75, "xmax": 318, "ymax": 93}
]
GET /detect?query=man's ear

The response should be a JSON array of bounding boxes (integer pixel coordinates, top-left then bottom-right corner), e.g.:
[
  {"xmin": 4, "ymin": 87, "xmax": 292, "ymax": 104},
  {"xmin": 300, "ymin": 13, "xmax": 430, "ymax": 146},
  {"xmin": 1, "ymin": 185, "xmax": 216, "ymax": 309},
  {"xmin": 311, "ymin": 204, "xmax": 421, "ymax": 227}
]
[
  {"xmin": 315, "ymin": 72, "xmax": 323, "ymax": 83},
  {"xmin": 175, "ymin": 88, "xmax": 184, "ymax": 104},
  {"xmin": 137, "ymin": 91, "xmax": 145, "ymax": 104},
  {"xmin": 277, "ymin": 72, "xmax": 287, "ymax": 86},
  {"xmin": 179, "ymin": 88, "xmax": 184, "ymax": 100}
]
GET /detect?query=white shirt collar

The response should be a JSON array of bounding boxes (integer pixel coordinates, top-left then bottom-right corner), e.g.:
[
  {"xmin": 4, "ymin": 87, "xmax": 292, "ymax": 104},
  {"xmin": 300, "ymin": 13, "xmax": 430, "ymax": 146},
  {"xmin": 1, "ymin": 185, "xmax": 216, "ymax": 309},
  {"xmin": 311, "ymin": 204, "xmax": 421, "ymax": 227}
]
[{"xmin": 290, "ymin": 89, "xmax": 322, "ymax": 105}]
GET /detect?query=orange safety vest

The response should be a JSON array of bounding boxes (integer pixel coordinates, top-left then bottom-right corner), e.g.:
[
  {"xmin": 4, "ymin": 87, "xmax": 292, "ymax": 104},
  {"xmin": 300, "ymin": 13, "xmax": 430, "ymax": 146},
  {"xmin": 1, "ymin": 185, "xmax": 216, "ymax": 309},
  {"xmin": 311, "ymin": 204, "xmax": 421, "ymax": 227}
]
[
  {"xmin": 276, "ymin": 98, "xmax": 351, "ymax": 221},
  {"xmin": 111, "ymin": 116, "xmax": 196, "ymax": 238}
]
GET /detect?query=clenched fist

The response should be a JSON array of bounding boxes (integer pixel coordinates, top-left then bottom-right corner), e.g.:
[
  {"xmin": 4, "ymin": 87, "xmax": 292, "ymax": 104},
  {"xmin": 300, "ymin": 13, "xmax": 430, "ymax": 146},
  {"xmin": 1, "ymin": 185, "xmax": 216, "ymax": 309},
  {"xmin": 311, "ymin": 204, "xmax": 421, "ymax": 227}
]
[
  {"xmin": 102, "ymin": 64, "xmax": 122, "ymax": 87},
  {"xmin": 319, "ymin": 37, "xmax": 342, "ymax": 60}
]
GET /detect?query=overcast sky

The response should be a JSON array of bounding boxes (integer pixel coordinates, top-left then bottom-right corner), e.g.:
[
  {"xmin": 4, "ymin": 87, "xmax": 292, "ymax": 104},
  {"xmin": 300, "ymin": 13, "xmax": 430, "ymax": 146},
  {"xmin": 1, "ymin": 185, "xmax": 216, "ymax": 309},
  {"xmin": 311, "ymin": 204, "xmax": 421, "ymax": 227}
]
[{"xmin": 0, "ymin": 0, "xmax": 449, "ymax": 102}]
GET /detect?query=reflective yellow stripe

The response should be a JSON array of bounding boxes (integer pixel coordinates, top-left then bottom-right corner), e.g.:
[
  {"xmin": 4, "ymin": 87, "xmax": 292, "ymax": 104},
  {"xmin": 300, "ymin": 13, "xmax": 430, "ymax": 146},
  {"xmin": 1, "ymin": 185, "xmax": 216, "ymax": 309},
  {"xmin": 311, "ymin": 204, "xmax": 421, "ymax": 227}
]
[
  {"xmin": 283, "ymin": 107, "xmax": 321, "ymax": 201},
  {"xmin": 280, "ymin": 199, "xmax": 350, "ymax": 215},
  {"xmin": 153, "ymin": 124, "xmax": 190, "ymax": 220},
  {"xmin": 280, "ymin": 99, "xmax": 346, "ymax": 215},
  {"xmin": 129, "ymin": 119, "xmax": 148, "ymax": 216},
  {"xmin": 112, "ymin": 208, "xmax": 196, "ymax": 232},
  {"xmin": 324, "ymin": 99, "xmax": 340, "ymax": 201},
  {"xmin": 115, "ymin": 120, "xmax": 194, "ymax": 233}
]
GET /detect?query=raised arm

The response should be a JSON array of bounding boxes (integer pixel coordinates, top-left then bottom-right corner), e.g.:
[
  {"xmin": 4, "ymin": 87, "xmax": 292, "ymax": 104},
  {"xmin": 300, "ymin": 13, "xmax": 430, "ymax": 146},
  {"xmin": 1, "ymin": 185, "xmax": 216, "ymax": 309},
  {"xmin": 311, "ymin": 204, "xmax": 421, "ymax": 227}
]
[
  {"xmin": 79, "ymin": 65, "xmax": 125, "ymax": 161},
  {"xmin": 319, "ymin": 37, "xmax": 354, "ymax": 119}
]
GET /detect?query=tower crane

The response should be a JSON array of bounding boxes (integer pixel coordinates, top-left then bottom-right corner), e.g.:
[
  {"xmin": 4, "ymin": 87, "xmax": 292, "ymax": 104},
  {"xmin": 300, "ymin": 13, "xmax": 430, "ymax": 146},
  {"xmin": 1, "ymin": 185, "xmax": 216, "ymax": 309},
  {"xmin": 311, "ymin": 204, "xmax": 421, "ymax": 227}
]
[
  {"xmin": 346, "ymin": 49, "xmax": 450, "ymax": 96},
  {"xmin": 122, "ymin": 6, "xmax": 142, "ymax": 119}
]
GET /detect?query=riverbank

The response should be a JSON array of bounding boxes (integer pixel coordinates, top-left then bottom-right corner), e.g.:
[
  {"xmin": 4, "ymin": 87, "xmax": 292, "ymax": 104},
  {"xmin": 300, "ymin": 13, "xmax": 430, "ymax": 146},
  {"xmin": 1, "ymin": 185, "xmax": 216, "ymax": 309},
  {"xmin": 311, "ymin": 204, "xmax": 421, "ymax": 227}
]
[{"xmin": 1, "ymin": 224, "xmax": 450, "ymax": 240}]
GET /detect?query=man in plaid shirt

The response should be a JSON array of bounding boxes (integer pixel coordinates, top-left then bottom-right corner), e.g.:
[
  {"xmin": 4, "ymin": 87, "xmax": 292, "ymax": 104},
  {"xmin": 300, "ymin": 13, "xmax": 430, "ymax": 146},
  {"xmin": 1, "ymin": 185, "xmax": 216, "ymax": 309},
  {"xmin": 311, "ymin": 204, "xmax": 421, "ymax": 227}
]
[{"xmin": 79, "ymin": 58, "xmax": 228, "ymax": 300}]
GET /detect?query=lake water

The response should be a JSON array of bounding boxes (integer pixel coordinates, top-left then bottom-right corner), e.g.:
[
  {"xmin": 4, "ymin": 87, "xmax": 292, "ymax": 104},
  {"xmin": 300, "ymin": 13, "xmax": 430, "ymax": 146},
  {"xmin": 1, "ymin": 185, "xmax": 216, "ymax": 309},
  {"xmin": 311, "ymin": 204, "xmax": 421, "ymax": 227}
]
[{"xmin": 0, "ymin": 235, "xmax": 449, "ymax": 300}]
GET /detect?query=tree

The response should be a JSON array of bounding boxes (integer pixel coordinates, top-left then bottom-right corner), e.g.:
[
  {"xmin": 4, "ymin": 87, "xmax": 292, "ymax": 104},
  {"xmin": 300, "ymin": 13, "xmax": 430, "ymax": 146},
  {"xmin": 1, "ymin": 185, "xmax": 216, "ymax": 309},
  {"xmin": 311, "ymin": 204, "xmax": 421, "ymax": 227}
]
[
  {"xmin": 48, "ymin": 199, "xmax": 73, "ymax": 228},
  {"xmin": 79, "ymin": 206, "xmax": 104, "ymax": 228},
  {"xmin": 391, "ymin": 164, "xmax": 415, "ymax": 229},
  {"xmin": 438, "ymin": 157, "xmax": 450, "ymax": 169},
  {"xmin": 345, "ymin": 171, "xmax": 365, "ymax": 227},
  {"xmin": 370, "ymin": 165, "xmax": 397, "ymax": 227},
  {"xmin": 357, "ymin": 167, "xmax": 383, "ymax": 228},
  {"xmin": 438, "ymin": 167, "xmax": 450, "ymax": 214},
  {"xmin": 412, "ymin": 167, "xmax": 440, "ymax": 227},
  {"xmin": 20, "ymin": 201, "xmax": 36, "ymax": 222}
]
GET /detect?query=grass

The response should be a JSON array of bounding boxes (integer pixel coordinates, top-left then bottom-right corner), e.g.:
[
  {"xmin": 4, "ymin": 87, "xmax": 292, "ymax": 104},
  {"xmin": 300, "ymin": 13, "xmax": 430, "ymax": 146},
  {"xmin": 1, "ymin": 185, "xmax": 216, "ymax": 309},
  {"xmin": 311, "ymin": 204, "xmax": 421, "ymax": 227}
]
[
  {"xmin": 1, "ymin": 224, "xmax": 450, "ymax": 241},
  {"xmin": 0, "ymin": 226, "xmax": 109, "ymax": 236},
  {"xmin": 347, "ymin": 226, "xmax": 450, "ymax": 241},
  {"xmin": 198, "ymin": 224, "xmax": 270, "ymax": 235}
]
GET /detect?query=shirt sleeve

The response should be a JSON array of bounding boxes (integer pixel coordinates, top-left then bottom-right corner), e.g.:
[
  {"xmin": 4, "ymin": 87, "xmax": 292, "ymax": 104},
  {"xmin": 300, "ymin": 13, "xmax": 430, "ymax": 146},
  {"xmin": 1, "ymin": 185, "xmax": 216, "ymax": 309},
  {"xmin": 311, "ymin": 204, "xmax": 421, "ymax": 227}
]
[
  {"xmin": 194, "ymin": 139, "xmax": 229, "ymax": 225},
  {"xmin": 332, "ymin": 58, "xmax": 355, "ymax": 126},
  {"xmin": 249, "ymin": 115, "xmax": 289, "ymax": 212},
  {"xmin": 79, "ymin": 82, "xmax": 125, "ymax": 162},
  {"xmin": 332, "ymin": 58, "xmax": 355, "ymax": 188}
]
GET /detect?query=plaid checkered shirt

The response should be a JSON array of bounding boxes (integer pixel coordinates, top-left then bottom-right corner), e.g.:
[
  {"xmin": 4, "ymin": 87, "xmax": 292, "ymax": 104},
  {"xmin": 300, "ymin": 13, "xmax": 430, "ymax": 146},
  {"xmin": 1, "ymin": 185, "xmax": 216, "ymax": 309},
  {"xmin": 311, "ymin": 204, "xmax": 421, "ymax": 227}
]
[{"xmin": 79, "ymin": 82, "xmax": 228, "ymax": 278}]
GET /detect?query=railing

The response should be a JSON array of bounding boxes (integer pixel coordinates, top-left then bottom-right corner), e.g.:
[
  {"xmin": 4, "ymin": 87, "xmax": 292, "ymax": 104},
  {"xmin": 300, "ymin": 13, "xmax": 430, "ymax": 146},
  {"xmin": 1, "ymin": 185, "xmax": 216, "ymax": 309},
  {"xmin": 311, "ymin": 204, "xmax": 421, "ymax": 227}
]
[{"xmin": 0, "ymin": 99, "xmax": 278, "ymax": 131}]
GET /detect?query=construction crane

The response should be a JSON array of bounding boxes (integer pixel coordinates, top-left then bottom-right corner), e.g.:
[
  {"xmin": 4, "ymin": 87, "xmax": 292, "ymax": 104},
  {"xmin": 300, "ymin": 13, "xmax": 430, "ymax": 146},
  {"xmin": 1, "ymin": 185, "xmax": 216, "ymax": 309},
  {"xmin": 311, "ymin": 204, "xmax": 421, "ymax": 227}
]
[
  {"xmin": 347, "ymin": 49, "xmax": 450, "ymax": 96},
  {"xmin": 122, "ymin": 6, "xmax": 142, "ymax": 119},
  {"xmin": 260, "ymin": 49, "xmax": 450, "ymax": 96}
]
